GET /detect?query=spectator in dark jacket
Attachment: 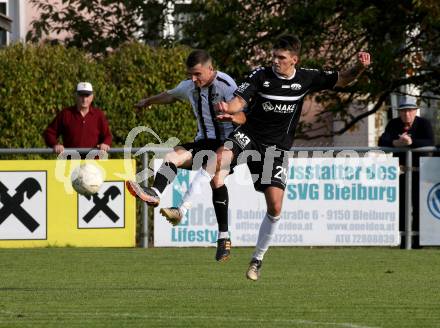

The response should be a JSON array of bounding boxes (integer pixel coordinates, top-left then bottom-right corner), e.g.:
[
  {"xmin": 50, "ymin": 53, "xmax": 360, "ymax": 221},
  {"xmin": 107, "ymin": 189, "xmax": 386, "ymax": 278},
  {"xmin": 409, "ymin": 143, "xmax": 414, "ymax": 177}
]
[
  {"xmin": 379, "ymin": 102, "xmax": 434, "ymax": 248},
  {"xmin": 379, "ymin": 103, "xmax": 434, "ymax": 149}
]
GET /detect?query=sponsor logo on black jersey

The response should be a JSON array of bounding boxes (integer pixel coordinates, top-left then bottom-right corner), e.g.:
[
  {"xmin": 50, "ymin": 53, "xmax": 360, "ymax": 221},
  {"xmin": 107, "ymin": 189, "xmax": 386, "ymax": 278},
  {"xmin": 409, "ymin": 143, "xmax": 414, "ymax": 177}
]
[
  {"xmin": 233, "ymin": 131, "xmax": 251, "ymax": 149},
  {"xmin": 263, "ymin": 81, "xmax": 270, "ymax": 88},
  {"xmin": 262, "ymin": 101, "xmax": 297, "ymax": 113},
  {"xmin": 274, "ymin": 103, "xmax": 297, "ymax": 113},
  {"xmin": 262, "ymin": 101, "xmax": 275, "ymax": 112},
  {"xmin": 237, "ymin": 82, "xmax": 250, "ymax": 93},
  {"xmin": 281, "ymin": 83, "xmax": 302, "ymax": 90}
]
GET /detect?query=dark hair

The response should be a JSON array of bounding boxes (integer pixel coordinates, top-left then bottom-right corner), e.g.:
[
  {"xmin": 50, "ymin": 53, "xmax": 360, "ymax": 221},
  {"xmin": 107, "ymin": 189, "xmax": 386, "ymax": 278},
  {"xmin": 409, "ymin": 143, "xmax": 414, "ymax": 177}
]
[
  {"xmin": 186, "ymin": 49, "xmax": 212, "ymax": 68},
  {"xmin": 274, "ymin": 35, "xmax": 301, "ymax": 55}
]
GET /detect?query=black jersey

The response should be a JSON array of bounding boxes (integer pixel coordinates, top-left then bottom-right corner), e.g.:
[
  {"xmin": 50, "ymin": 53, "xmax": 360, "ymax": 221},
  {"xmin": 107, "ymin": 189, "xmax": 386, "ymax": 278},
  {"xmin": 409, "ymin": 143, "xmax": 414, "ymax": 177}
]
[{"xmin": 234, "ymin": 66, "xmax": 338, "ymax": 150}]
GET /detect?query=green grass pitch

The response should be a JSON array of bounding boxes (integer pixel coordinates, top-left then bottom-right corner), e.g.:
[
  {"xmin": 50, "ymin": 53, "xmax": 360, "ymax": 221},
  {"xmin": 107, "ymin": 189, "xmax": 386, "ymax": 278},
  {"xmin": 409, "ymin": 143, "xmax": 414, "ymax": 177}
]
[{"xmin": 0, "ymin": 247, "xmax": 439, "ymax": 328}]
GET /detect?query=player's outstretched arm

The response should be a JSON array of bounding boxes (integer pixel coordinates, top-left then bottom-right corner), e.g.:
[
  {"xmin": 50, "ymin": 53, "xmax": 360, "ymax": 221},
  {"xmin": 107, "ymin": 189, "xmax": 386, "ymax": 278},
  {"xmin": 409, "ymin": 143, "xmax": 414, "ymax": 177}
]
[
  {"xmin": 135, "ymin": 92, "xmax": 177, "ymax": 109},
  {"xmin": 231, "ymin": 112, "xmax": 246, "ymax": 125},
  {"xmin": 335, "ymin": 52, "xmax": 370, "ymax": 88},
  {"xmin": 216, "ymin": 111, "xmax": 247, "ymax": 125}
]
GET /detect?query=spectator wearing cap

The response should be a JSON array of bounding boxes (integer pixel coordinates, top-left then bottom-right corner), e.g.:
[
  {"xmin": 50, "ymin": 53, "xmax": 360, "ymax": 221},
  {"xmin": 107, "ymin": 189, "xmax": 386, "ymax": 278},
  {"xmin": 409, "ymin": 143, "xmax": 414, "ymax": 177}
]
[
  {"xmin": 43, "ymin": 82, "xmax": 112, "ymax": 155},
  {"xmin": 379, "ymin": 103, "xmax": 434, "ymax": 248},
  {"xmin": 378, "ymin": 103, "xmax": 434, "ymax": 148}
]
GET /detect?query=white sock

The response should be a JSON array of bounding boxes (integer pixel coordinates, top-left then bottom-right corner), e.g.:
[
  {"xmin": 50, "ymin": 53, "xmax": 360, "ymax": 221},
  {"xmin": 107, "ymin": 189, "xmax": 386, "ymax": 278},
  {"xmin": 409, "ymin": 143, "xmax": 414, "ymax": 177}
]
[
  {"xmin": 252, "ymin": 213, "xmax": 280, "ymax": 261},
  {"xmin": 178, "ymin": 168, "xmax": 212, "ymax": 213},
  {"xmin": 218, "ymin": 231, "xmax": 229, "ymax": 239}
]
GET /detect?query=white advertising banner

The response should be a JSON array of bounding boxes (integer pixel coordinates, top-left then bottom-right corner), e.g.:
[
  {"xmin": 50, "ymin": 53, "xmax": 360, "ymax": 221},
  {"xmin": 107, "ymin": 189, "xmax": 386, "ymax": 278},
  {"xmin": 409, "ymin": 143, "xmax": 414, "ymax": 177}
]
[
  {"xmin": 420, "ymin": 157, "xmax": 440, "ymax": 245},
  {"xmin": 154, "ymin": 157, "xmax": 400, "ymax": 247}
]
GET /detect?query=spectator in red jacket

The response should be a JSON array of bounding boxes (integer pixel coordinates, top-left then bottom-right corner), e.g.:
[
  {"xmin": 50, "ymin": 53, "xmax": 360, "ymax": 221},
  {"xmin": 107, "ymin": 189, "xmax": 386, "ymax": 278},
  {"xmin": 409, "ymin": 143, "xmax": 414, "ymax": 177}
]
[{"xmin": 43, "ymin": 82, "xmax": 112, "ymax": 155}]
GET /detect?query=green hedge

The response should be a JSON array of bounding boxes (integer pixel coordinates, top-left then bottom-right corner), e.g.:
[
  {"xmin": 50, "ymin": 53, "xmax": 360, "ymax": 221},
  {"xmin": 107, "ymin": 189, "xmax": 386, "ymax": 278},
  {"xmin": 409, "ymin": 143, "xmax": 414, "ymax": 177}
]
[{"xmin": 0, "ymin": 43, "xmax": 196, "ymax": 149}]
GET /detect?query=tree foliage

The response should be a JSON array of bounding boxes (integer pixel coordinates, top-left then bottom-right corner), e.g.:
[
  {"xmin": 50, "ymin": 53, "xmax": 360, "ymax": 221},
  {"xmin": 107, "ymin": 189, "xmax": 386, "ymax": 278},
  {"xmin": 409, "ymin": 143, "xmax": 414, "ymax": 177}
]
[
  {"xmin": 25, "ymin": 0, "xmax": 440, "ymax": 140},
  {"xmin": 26, "ymin": 0, "xmax": 170, "ymax": 55},
  {"xmin": 180, "ymin": 0, "xmax": 440, "ymax": 139},
  {"xmin": 0, "ymin": 43, "xmax": 194, "ymax": 149}
]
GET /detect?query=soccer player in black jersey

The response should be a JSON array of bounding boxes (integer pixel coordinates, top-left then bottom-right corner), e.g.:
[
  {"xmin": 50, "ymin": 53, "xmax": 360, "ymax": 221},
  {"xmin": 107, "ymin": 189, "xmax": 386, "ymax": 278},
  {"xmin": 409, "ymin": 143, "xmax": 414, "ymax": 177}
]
[{"xmin": 213, "ymin": 35, "xmax": 371, "ymax": 280}]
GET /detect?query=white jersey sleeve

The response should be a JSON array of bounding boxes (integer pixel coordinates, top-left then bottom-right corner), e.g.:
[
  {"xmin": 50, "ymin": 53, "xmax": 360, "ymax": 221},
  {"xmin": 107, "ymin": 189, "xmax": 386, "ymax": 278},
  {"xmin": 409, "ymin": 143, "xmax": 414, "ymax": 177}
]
[
  {"xmin": 216, "ymin": 72, "xmax": 237, "ymax": 102},
  {"xmin": 167, "ymin": 80, "xmax": 192, "ymax": 101}
]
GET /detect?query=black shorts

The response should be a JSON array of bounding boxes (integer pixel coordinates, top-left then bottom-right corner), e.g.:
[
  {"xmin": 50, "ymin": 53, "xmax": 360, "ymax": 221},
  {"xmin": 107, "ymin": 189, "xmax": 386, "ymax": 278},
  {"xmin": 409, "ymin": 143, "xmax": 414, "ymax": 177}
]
[
  {"xmin": 180, "ymin": 139, "xmax": 223, "ymax": 170},
  {"xmin": 225, "ymin": 127, "xmax": 288, "ymax": 192}
]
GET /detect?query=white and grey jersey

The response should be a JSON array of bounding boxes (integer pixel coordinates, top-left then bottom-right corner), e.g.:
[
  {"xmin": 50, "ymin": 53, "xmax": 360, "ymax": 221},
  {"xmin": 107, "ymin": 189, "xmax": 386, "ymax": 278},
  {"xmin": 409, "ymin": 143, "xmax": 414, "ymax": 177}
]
[{"xmin": 167, "ymin": 71, "xmax": 237, "ymax": 142}]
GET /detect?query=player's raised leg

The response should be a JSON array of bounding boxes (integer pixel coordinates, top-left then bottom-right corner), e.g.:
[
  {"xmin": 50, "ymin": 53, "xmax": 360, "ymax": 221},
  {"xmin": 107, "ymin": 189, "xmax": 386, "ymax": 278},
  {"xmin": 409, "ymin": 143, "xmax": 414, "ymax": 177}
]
[
  {"xmin": 160, "ymin": 167, "xmax": 212, "ymax": 225},
  {"xmin": 126, "ymin": 147, "xmax": 192, "ymax": 207}
]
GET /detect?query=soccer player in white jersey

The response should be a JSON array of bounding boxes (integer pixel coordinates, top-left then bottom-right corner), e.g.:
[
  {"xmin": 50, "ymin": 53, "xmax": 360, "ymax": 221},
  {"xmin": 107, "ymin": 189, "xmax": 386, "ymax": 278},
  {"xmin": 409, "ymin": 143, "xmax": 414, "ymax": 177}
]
[
  {"xmin": 213, "ymin": 35, "xmax": 371, "ymax": 280},
  {"xmin": 126, "ymin": 49, "xmax": 246, "ymax": 262}
]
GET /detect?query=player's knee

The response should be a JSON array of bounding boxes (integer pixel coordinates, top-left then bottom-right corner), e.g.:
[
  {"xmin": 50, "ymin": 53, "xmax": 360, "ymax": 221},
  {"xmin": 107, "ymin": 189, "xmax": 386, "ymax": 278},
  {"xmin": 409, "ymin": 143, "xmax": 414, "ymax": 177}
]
[
  {"xmin": 267, "ymin": 203, "xmax": 282, "ymax": 217},
  {"xmin": 163, "ymin": 152, "xmax": 176, "ymax": 163},
  {"xmin": 217, "ymin": 150, "xmax": 232, "ymax": 170},
  {"xmin": 164, "ymin": 150, "xmax": 187, "ymax": 167},
  {"xmin": 210, "ymin": 175, "xmax": 224, "ymax": 189}
]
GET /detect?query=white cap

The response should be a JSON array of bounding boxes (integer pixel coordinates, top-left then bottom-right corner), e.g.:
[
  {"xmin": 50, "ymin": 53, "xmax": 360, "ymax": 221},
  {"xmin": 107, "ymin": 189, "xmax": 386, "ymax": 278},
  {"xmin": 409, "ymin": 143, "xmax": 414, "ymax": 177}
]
[{"xmin": 76, "ymin": 82, "xmax": 93, "ymax": 95}]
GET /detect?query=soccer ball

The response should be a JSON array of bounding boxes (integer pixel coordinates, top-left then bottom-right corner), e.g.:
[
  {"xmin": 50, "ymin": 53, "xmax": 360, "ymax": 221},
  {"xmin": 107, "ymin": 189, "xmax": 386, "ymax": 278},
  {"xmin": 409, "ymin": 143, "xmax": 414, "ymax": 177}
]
[{"xmin": 71, "ymin": 163, "xmax": 103, "ymax": 196}]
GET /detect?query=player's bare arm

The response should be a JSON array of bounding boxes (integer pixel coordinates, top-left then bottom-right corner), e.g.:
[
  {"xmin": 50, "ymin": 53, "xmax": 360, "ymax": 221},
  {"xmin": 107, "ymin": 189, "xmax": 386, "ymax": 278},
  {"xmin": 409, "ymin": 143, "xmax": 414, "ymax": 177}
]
[
  {"xmin": 216, "ymin": 111, "xmax": 247, "ymax": 124},
  {"xmin": 215, "ymin": 96, "xmax": 247, "ymax": 114},
  {"xmin": 335, "ymin": 52, "xmax": 370, "ymax": 88},
  {"xmin": 231, "ymin": 112, "xmax": 246, "ymax": 124},
  {"xmin": 135, "ymin": 92, "xmax": 177, "ymax": 109}
]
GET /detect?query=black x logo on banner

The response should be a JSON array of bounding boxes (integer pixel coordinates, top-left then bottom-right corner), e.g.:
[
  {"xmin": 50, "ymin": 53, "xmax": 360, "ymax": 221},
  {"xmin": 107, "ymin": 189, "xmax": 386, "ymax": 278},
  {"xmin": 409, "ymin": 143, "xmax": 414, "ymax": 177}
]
[
  {"xmin": 0, "ymin": 178, "xmax": 41, "ymax": 232},
  {"xmin": 83, "ymin": 186, "xmax": 121, "ymax": 223}
]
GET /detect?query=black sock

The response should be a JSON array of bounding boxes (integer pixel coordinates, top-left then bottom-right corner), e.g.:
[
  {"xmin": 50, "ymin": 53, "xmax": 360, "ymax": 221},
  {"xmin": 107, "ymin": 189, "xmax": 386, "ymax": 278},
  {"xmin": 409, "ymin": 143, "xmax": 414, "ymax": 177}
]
[
  {"xmin": 153, "ymin": 162, "xmax": 177, "ymax": 194},
  {"xmin": 212, "ymin": 185, "xmax": 229, "ymax": 233}
]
